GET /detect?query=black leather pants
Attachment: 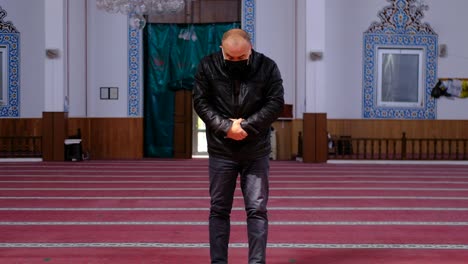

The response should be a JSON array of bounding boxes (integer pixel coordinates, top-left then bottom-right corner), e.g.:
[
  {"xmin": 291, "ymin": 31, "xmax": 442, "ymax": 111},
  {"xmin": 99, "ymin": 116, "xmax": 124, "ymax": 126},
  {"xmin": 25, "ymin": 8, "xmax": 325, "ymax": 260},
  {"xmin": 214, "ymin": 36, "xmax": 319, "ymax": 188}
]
[{"xmin": 208, "ymin": 155, "xmax": 270, "ymax": 264}]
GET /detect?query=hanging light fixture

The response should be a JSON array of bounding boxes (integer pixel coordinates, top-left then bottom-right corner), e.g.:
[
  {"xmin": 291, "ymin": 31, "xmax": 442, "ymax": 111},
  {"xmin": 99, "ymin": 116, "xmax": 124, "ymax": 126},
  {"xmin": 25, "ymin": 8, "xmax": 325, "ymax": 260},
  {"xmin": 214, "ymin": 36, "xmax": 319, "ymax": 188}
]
[{"xmin": 96, "ymin": 0, "xmax": 185, "ymax": 30}]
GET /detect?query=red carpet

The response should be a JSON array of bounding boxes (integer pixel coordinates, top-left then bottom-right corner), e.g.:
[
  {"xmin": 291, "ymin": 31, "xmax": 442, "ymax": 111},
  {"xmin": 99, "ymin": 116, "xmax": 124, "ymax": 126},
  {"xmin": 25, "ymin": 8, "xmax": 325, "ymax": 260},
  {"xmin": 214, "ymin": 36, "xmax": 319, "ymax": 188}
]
[{"xmin": 0, "ymin": 159, "xmax": 468, "ymax": 263}]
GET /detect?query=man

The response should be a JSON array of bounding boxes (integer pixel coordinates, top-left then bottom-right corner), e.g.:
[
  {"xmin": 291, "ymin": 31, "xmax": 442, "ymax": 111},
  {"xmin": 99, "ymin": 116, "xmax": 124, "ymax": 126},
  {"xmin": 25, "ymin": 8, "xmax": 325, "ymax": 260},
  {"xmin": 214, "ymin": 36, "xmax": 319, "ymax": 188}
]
[{"xmin": 193, "ymin": 28, "xmax": 284, "ymax": 264}]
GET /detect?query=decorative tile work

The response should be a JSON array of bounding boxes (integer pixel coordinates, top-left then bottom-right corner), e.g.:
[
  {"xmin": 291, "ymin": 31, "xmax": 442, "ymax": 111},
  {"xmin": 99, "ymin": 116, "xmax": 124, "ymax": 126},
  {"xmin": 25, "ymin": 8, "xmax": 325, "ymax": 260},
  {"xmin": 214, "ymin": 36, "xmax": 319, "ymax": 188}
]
[
  {"xmin": 0, "ymin": 7, "xmax": 20, "ymax": 117},
  {"xmin": 127, "ymin": 1, "xmax": 256, "ymax": 117},
  {"xmin": 243, "ymin": 0, "xmax": 255, "ymax": 46},
  {"xmin": 363, "ymin": 0, "xmax": 437, "ymax": 119},
  {"xmin": 127, "ymin": 28, "xmax": 140, "ymax": 117}
]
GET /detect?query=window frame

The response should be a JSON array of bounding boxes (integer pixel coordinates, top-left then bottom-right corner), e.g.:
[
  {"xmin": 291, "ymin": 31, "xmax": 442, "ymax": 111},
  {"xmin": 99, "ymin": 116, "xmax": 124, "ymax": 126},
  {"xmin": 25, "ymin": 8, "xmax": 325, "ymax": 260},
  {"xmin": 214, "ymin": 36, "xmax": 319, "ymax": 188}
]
[
  {"xmin": 376, "ymin": 48, "xmax": 425, "ymax": 108},
  {"xmin": 0, "ymin": 45, "xmax": 8, "ymax": 104}
]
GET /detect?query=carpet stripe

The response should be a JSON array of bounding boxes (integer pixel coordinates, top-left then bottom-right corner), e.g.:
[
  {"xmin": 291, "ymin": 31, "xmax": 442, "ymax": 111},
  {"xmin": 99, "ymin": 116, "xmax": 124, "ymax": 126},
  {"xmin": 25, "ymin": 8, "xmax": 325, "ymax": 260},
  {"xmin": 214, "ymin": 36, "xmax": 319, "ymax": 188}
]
[
  {"xmin": 1, "ymin": 221, "xmax": 468, "ymax": 226},
  {"xmin": 2, "ymin": 207, "xmax": 468, "ymax": 211},
  {"xmin": 2, "ymin": 187, "xmax": 468, "ymax": 191},
  {"xmin": 2, "ymin": 160, "xmax": 468, "ymax": 262},
  {"xmin": 1, "ymin": 196, "xmax": 468, "ymax": 200},
  {"xmin": 2, "ymin": 170, "xmax": 468, "ymax": 175},
  {"xmin": 2, "ymin": 180, "xmax": 468, "ymax": 184},
  {"xmin": 4, "ymin": 175, "xmax": 468, "ymax": 179},
  {"xmin": 0, "ymin": 243, "xmax": 467, "ymax": 250}
]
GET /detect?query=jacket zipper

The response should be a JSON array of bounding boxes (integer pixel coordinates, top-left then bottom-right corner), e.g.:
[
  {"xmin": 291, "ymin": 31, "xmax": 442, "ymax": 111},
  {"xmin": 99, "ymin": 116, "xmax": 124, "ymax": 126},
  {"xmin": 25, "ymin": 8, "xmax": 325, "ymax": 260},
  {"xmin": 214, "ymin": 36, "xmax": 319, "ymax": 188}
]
[{"xmin": 233, "ymin": 80, "xmax": 241, "ymax": 118}]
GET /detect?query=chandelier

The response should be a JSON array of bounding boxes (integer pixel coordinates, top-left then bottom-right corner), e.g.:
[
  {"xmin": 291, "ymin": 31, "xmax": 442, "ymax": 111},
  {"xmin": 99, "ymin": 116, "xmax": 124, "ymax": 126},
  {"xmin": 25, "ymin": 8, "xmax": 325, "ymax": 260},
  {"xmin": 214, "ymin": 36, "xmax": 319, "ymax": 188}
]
[{"xmin": 96, "ymin": 0, "xmax": 185, "ymax": 29}]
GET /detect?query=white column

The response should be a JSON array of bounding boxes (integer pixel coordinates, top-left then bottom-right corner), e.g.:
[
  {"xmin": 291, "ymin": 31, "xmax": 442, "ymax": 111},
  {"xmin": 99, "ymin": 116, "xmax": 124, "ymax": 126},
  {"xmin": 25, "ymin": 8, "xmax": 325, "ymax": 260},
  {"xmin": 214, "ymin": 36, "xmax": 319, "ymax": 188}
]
[
  {"xmin": 44, "ymin": 0, "xmax": 68, "ymax": 112},
  {"xmin": 296, "ymin": 0, "xmax": 326, "ymax": 116},
  {"xmin": 295, "ymin": 0, "xmax": 307, "ymax": 118}
]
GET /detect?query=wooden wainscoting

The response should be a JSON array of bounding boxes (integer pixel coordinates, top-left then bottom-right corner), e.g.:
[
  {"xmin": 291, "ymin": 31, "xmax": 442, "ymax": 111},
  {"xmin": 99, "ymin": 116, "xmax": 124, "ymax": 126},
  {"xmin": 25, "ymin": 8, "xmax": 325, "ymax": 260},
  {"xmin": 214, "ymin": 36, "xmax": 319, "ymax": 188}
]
[
  {"xmin": 0, "ymin": 118, "xmax": 43, "ymax": 158},
  {"xmin": 1, "ymin": 117, "xmax": 148, "ymax": 160},
  {"xmin": 327, "ymin": 119, "xmax": 468, "ymax": 139},
  {"xmin": 285, "ymin": 119, "xmax": 468, "ymax": 162},
  {"xmin": 327, "ymin": 119, "xmax": 468, "ymax": 160},
  {"xmin": 272, "ymin": 119, "xmax": 292, "ymax": 160},
  {"xmin": 42, "ymin": 112, "xmax": 68, "ymax": 161},
  {"xmin": 173, "ymin": 90, "xmax": 192, "ymax": 159},
  {"xmin": 68, "ymin": 118, "xmax": 143, "ymax": 160},
  {"xmin": 303, "ymin": 113, "xmax": 328, "ymax": 163},
  {"xmin": 0, "ymin": 118, "xmax": 42, "ymax": 136}
]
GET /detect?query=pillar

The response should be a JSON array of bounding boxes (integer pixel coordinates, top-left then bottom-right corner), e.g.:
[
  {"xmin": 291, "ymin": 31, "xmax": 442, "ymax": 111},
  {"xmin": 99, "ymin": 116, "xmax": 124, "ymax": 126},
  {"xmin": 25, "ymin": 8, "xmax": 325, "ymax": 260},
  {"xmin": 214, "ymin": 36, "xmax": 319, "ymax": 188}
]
[
  {"xmin": 43, "ymin": 0, "xmax": 69, "ymax": 161},
  {"xmin": 303, "ymin": 113, "xmax": 327, "ymax": 163}
]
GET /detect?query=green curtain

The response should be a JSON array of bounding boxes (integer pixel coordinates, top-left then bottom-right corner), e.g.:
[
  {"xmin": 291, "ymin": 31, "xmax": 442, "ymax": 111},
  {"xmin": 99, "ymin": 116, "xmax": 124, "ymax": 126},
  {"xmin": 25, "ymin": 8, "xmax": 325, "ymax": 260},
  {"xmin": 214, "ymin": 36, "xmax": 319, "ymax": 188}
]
[{"xmin": 144, "ymin": 23, "xmax": 240, "ymax": 157}]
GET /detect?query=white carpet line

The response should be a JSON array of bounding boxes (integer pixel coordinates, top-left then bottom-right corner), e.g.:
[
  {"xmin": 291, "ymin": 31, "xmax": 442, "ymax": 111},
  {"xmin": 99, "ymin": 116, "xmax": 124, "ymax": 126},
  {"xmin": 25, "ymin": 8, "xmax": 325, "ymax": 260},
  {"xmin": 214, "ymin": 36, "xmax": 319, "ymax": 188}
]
[
  {"xmin": 2, "ymin": 187, "xmax": 468, "ymax": 191},
  {"xmin": 2, "ymin": 171, "xmax": 468, "ymax": 176},
  {"xmin": 1, "ymin": 207, "xmax": 468, "ymax": 211},
  {"xmin": 1, "ymin": 196, "xmax": 468, "ymax": 200},
  {"xmin": 0, "ymin": 158, "xmax": 42, "ymax": 162},
  {"xmin": 0, "ymin": 242, "xmax": 467, "ymax": 250},
  {"xmin": 3, "ymin": 168, "xmax": 468, "ymax": 173},
  {"xmin": 2, "ymin": 180, "xmax": 468, "ymax": 184},
  {"xmin": 328, "ymin": 160, "xmax": 468, "ymax": 165},
  {"xmin": 3, "ymin": 161, "xmax": 466, "ymax": 166},
  {"xmin": 1, "ymin": 221, "xmax": 468, "ymax": 226},
  {"xmin": 4, "ymin": 174, "xmax": 468, "ymax": 179}
]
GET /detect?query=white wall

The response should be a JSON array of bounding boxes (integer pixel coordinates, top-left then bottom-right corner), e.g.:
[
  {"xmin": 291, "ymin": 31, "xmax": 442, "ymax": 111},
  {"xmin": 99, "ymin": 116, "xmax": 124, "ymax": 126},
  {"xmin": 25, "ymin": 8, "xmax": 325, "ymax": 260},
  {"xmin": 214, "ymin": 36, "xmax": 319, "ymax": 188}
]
[
  {"xmin": 44, "ymin": 0, "xmax": 67, "ymax": 112},
  {"xmin": 4, "ymin": 0, "xmax": 468, "ymax": 120},
  {"xmin": 255, "ymin": 0, "xmax": 296, "ymax": 108},
  {"xmin": 304, "ymin": 0, "xmax": 326, "ymax": 115},
  {"xmin": 323, "ymin": 0, "xmax": 468, "ymax": 119},
  {"xmin": 86, "ymin": 0, "xmax": 129, "ymax": 117},
  {"xmin": 424, "ymin": 0, "xmax": 468, "ymax": 119},
  {"xmin": 0, "ymin": 0, "xmax": 45, "ymax": 117},
  {"xmin": 68, "ymin": 0, "xmax": 87, "ymax": 117},
  {"xmin": 324, "ymin": 0, "xmax": 382, "ymax": 119}
]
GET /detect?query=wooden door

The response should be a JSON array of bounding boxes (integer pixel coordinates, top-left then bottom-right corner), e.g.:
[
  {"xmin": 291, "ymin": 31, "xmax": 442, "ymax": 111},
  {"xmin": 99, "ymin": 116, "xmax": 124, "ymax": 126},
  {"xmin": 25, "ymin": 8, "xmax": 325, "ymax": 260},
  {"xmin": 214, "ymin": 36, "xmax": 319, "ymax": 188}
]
[{"xmin": 173, "ymin": 90, "xmax": 193, "ymax": 159}]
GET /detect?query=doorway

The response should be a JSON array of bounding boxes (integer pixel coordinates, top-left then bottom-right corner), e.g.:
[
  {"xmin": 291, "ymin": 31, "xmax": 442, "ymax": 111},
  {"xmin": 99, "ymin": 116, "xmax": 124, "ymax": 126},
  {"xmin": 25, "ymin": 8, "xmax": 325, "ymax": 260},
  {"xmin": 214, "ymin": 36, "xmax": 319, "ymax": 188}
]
[
  {"xmin": 143, "ymin": 0, "xmax": 242, "ymax": 158},
  {"xmin": 192, "ymin": 113, "xmax": 207, "ymax": 157}
]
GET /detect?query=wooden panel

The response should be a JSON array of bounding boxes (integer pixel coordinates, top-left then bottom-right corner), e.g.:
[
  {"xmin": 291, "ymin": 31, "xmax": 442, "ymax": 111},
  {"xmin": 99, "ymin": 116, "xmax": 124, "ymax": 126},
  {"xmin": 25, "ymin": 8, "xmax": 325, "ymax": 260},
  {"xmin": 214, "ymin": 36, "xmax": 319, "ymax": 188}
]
[
  {"xmin": 42, "ymin": 112, "xmax": 68, "ymax": 161},
  {"xmin": 290, "ymin": 119, "xmax": 303, "ymax": 158},
  {"xmin": 315, "ymin": 114, "xmax": 328, "ymax": 162},
  {"xmin": 194, "ymin": 0, "xmax": 240, "ymax": 23},
  {"xmin": 252, "ymin": 119, "xmax": 468, "ymax": 162},
  {"xmin": 0, "ymin": 118, "xmax": 42, "ymax": 136},
  {"xmin": 41, "ymin": 114, "xmax": 53, "ymax": 161},
  {"xmin": 55, "ymin": 113, "xmax": 68, "ymax": 161},
  {"xmin": 303, "ymin": 113, "xmax": 328, "ymax": 163},
  {"xmin": 327, "ymin": 119, "xmax": 468, "ymax": 139},
  {"xmin": 173, "ymin": 90, "xmax": 192, "ymax": 159},
  {"xmin": 147, "ymin": 4, "xmax": 189, "ymax": 23},
  {"xmin": 303, "ymin": 114, "xmax": 316, "ymax": 163},
  {"xmin": 91, "ymin": 118, "xmax": 143, "ymax": 160},
  {"xmin": 272, "ymin": 120, "xmax": 292, "ymax": 160},
  {"xmin": 148, "ymin": 0, "xmax": 240, "ymax": 24},
  {"xmin": 68, "ymin": 118, "xmax": 143, "ymax": 160}
]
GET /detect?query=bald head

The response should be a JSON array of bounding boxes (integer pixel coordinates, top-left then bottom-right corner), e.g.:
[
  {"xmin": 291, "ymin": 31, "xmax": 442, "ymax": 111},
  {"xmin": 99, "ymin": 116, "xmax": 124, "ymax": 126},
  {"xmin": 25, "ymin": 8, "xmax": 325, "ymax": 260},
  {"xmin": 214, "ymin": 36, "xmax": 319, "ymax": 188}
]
[
  {"xmin": 222, "ymin": 29, "xmax": 251, "ymax": 44},
  {"xmin": 221, "ymin": 29, "xmax": 252, "ymax": 61}
]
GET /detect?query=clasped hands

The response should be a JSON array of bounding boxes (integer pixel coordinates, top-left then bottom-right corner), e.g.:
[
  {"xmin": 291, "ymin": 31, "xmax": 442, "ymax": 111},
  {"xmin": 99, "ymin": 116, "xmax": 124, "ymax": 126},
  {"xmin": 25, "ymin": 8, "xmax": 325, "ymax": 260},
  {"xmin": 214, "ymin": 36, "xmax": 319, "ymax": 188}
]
[{"xmin": 226, "ymin": 118, "xmax": 248, "ymax": 141}]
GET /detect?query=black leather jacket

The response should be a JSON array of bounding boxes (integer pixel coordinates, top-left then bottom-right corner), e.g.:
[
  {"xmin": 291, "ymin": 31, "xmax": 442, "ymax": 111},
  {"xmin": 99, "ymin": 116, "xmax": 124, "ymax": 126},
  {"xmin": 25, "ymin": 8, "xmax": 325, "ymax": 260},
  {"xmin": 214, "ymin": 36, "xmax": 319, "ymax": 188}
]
[{"xmin": 193, "ymin": 50, "xmax": 284, "ymax": 160}]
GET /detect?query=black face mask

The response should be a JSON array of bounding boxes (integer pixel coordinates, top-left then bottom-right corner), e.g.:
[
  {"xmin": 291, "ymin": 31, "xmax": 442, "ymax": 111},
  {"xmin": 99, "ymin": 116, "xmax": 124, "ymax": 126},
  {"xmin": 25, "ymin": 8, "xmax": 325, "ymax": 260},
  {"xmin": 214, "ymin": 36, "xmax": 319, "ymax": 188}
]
[{"xmin": 224, "ymin": 59, "xmax": 250, "ymax": 80}]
